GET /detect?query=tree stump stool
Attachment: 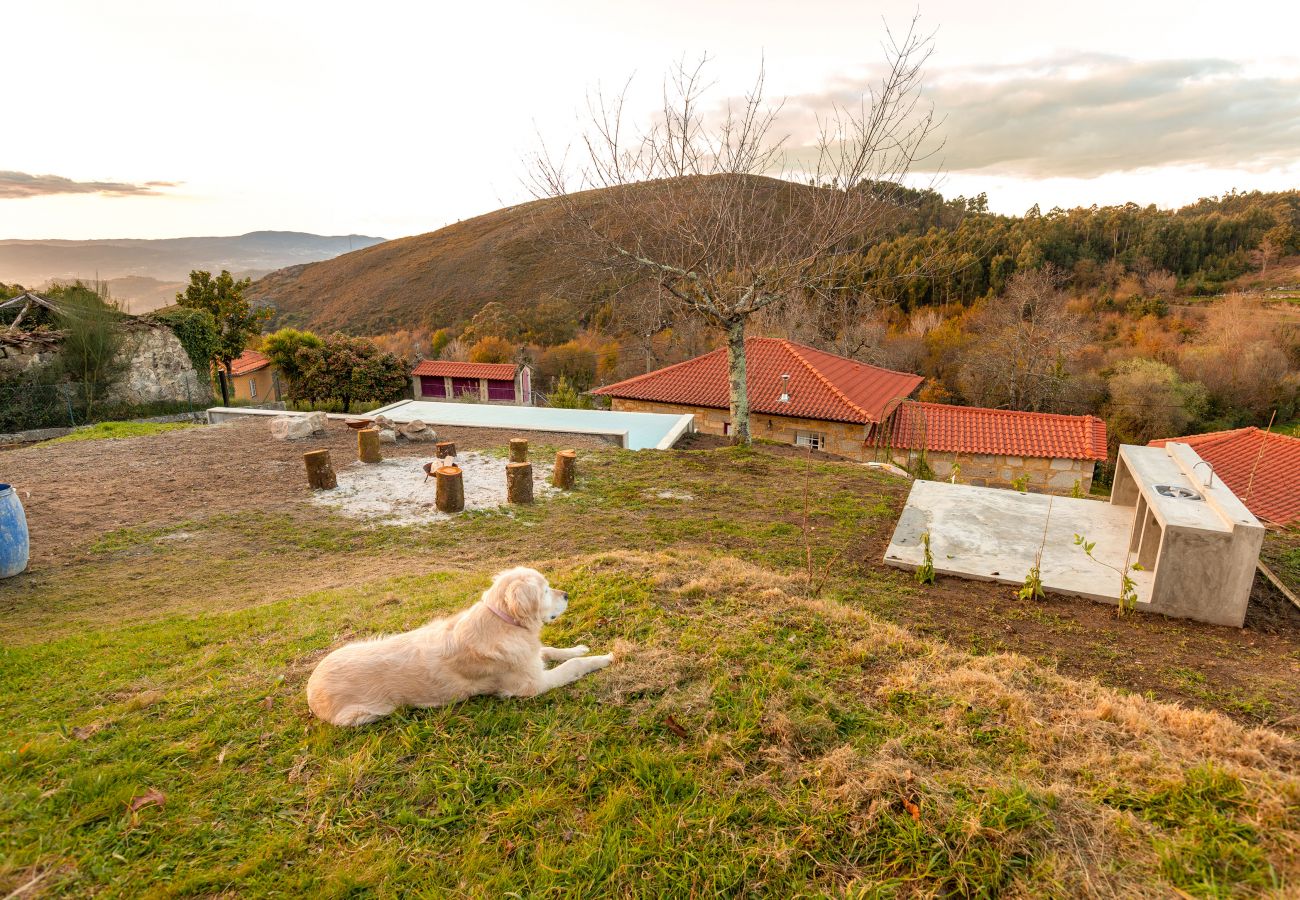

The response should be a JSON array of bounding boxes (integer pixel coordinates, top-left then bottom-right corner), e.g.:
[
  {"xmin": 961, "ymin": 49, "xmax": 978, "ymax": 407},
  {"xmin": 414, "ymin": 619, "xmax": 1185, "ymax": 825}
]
[
  {"xmin": 553, "ymin": 449, "xmax": 576, "ymax": 489},
  {"xmin": 435, "ymin": 465, "xmax": 464, "ymax": 513},
  {"xmin": 509, "ymin": 438, "xmax": 529, "ymax": 463},
  {"xmin": 358, "ymin": 427, "xmax": 382, "ymax": 464},
  {"xmin": 435, "ymin": 441, "xmax": 457, "ymax": 459},
  {"xmin": 303, "ymin": 449, "xmax": 337, "ymax": 490},
  {"xmin": 506, "ymin": 461, "xmax": 533, "ymax": 504}
]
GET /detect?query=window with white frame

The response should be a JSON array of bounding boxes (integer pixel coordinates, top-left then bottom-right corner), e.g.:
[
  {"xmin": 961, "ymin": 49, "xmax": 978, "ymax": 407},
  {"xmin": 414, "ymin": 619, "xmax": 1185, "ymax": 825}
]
[
  {"xmin": 249, "ymin": 378, "xmax": 257, "ymax": 398},
  {"xmin": 795, "ymin": 430, "xmax": 826, "ymax": 450}
]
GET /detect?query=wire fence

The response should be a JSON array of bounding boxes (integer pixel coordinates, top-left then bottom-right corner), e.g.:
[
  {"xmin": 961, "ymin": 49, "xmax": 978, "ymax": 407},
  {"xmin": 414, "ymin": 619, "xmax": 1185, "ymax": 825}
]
[{"xmin": 0, "ymin": 378, "xmax": 215, "ymax": 434}]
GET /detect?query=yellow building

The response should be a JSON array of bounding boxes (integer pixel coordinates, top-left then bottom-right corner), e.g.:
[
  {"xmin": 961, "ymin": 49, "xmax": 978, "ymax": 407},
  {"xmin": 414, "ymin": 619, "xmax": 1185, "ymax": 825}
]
[{"xmin": 221, "ymin": 349, "xmax": 282, "ymax": 404}]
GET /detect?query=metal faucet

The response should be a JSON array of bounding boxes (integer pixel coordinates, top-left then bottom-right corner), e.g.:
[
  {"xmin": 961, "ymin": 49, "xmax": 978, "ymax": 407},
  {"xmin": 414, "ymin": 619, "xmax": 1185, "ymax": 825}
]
[{"xmin": 1192, "ymin": 460, "xmax": 1215, "ymax": 487}]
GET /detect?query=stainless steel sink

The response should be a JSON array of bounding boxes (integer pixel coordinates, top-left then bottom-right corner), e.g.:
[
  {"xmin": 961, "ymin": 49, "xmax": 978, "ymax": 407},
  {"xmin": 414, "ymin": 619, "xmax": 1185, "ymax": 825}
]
[{"xmin": 1155, "ymin": 484, "xmax": 1204, "ymax": 501}]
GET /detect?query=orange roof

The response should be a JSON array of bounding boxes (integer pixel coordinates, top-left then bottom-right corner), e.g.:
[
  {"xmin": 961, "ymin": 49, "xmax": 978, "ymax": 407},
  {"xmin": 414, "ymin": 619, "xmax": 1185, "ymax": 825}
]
[
  {"xmin": 412, "ymin": 360, "xmax": 518, "ymax": 380},
  {"xmin": 888, "ymin": 401, "xmax": 1109, "ymax": 461},
  {"xmin": 591, "ymin": 338, "xmax": 924, "ymax": 424},
  {"xmin": 1149, "ymin": 427, "xmax": 1300, "ymax": 526},
  {"xmin": 228, "ymin": 349, "xmax": 272, "ymax": 376}
]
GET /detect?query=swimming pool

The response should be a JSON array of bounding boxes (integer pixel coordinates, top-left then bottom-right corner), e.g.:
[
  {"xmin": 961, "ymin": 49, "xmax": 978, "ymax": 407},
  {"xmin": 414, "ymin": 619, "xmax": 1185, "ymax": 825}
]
[{"xmin": 365, "ymin": 400, "xmax": 694, "ymax": 450}]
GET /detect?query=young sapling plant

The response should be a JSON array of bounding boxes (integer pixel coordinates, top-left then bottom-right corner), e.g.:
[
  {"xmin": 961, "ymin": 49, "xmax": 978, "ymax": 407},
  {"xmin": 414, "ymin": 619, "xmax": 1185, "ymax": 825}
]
[
  {"xmin": 1074, "ymin": 533, "xmax": 1143, "ymax": 615},
  {"xmin": 915, "ymin": 531, "xmax": 936, "ymax": 585}
]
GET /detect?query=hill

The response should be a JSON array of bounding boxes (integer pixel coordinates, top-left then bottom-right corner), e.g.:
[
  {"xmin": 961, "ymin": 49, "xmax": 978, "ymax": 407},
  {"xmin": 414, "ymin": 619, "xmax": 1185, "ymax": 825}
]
[
  {"xmin": 0, "ymin": 231, "xmax": 386, "ymax": 311},
  {"xmin": 247, "ymin": 185, "xmax": 1300, "ymax": 336},
  {"xmin": 248, "ymin": 175, "xmax": 823, "ymax": 335},
  {"xmin": 249, "ymin": 197, "xmax": 572, "ymax": 334}
]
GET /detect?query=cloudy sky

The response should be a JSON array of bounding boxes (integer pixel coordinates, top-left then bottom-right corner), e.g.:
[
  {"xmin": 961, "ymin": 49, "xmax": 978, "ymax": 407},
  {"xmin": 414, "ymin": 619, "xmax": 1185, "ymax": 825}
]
[{"xmin": 5, "ymin": 0, "xmax": 1299, "ymax": 240}]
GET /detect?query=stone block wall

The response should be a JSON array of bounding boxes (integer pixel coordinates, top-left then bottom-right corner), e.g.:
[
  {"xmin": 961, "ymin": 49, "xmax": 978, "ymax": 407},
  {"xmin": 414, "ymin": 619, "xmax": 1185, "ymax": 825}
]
[
  {"xmin": 889, "ymin": 449, "xmax": 1096, "ymax": 494},
  {"xmin": 608, "ymin": 398, "xmax": 1097, "ymax": 495},
  {"xmin": 0, "ymin": 321, "xmax": 208, "ymax": 407},
  {"xmin": 108, "ymin": 324, "xmax": 209, "ymax": 406},
  {"xmin": 610, "ymin": 398, "xmax": 870, "ymax": 458}
]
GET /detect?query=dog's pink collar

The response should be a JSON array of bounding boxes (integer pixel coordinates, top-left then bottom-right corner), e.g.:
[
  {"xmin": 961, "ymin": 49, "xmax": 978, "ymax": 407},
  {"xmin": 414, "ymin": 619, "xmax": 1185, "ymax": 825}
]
[{"xmin": 483, "ymin": 602, "xmax": 523, "ymax": 628}]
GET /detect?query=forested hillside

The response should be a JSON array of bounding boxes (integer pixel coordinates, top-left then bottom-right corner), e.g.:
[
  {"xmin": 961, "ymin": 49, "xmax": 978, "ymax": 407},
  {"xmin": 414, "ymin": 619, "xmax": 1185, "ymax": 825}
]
[{"xmin": 250, "ymin": 183, "xmax": 1299, "ymax": 448}]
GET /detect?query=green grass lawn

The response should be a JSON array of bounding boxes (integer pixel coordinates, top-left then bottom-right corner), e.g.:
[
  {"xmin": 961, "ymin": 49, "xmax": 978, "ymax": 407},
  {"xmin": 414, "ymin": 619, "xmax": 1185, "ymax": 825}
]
[
  {"xmin": 2, "ymin": 444, "xmax": 1298, "ymax": 897},
  {"xmin": 46, "ymin": 421, "xmax": 196, "ymax": 443}
]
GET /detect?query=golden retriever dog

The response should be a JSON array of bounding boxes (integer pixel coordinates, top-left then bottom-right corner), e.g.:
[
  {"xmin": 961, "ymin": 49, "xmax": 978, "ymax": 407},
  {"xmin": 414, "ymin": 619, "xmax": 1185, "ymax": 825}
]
[{"xmin": 306, "ymin": 567, "xmax": 612, "ymax": 726}]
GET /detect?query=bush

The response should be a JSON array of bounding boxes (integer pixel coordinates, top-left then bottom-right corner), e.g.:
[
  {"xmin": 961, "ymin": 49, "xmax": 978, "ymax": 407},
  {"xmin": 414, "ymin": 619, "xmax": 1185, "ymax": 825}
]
[
  {"xmin": 0, "ymin": 364, "xmax": 69, "ymax": 432},
  {"xmin": 151, "ymin": 306, "xmax": 220, "ymax": 382},
  {"xmin": 295, "ymin": 333, "xmax": 409, "ymax": 413},
  {"xmin": 538, "ymin": 340, "xmax": 598, "ymax": 391},
  {"xmin": 546, "ymin": 375, "xmax": 592, "ymax": 409},
  {"xmin": 52, "ymin": 284, "xmax": 129, "ymax": 419}
]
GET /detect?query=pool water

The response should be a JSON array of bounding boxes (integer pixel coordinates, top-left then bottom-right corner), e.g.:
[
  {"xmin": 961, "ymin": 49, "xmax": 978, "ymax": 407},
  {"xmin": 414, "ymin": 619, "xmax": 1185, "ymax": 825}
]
[{"xmin": 366, "ymin": 400, "xmax": 694, "ymax": 450}]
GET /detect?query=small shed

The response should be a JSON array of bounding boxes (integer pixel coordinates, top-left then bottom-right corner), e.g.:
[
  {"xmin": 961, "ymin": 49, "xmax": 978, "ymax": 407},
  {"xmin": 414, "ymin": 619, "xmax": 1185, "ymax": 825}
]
[{"xmin": 411, "ymin": 360, "xmax": 531, "ymax": 405}]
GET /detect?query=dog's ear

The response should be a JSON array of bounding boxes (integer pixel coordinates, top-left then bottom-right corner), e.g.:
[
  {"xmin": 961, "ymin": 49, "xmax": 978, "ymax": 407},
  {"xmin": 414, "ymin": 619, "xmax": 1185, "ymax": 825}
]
[{"xmin": 499, "ymin": 570, "xmax": 545, "ymax": 624}]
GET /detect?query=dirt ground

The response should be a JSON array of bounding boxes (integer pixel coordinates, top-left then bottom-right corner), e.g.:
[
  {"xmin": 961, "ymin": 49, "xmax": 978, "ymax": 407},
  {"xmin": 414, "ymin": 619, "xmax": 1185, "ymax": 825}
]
[
  {"xmin": 3, "ymin": 419, "xmax": 1299, "ymax": 732},
  {"xmin": 0, "ymin": 418, "xmax": 612, "ymax": 571}
]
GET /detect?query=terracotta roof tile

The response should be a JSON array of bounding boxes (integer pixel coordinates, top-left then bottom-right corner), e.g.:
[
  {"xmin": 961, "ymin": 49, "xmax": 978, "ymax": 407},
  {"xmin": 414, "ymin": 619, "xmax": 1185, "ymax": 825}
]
[
  {"xmin": 1149, "ymin": 427, "xmax": 1300, "ymax": 526},
  {"xmin": 591, "ymin": 338, "xmax": 923, "ymax": 424},
  {"xmin": 412, "ymin": 360, "xmax": 518, "ymax": 379},
  {"xmin": 888, "ymin": 401, "xmax": 1109, "ymax": 461},
  {"xmin": 228, "ymin": 349, "xmax": 271, "ymax": 376}
]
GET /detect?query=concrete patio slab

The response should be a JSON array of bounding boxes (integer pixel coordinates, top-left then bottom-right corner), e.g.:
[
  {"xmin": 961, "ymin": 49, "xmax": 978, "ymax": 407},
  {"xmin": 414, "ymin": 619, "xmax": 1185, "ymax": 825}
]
[{"xmin": 883, "ymin": 480, "xmax": 1155, "ymax": 606}]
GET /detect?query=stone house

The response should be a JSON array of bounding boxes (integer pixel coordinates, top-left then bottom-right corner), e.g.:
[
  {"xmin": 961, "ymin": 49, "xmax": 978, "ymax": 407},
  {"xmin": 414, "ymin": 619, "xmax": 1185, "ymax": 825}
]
[
  {"xmin": 591, "ymin": 337, "xmax": 924, "ymax": 457},
  {"xmin": 411, "ymin": 360, "xmax": 532, "ymax": 405},
  {"xmin": 884, "ymin": 401, "xmax": 1109, "ymax": 493},
  {"xmin": 223, "ymin": 349, "xmax": 282, "ymax": 404},
  {"xmin": 592, "ymin": 338, "xmax": 1108, "ymax": 493}
]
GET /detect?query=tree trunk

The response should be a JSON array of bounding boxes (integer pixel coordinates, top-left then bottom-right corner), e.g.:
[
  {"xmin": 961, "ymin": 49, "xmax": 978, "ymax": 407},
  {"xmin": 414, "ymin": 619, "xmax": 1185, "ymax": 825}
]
[
  {"xmin": 435, "ymin": 441, "xmax": 457, "ymax": 459},
  {"xmin": 435, "ymin": 465, "xmax": 464, "ymax": 512},
  {"xmin": 552, "ymin": 449, "xmax": 576, "ymax": 489},
  {"xmin": 725, "ymin": 319, "xmax": 750, "ymax": 444},
  {"xmin": 357, "ymin": 427, "xmax": 381, "ymax": 463},
  {"xmin": 509, "ymin": 438, "xmax": 529, "ymax": 463},
  {"xmin": 506, "ymin": 461, "xmax": 533, "ymax": 504},
  {"xmin": 303, "ymin": 450, "xmax": 337, "ymax": 489},
  {"xmin": 218, "ymin": 364, "xmax": 230, "ymax": 407}
]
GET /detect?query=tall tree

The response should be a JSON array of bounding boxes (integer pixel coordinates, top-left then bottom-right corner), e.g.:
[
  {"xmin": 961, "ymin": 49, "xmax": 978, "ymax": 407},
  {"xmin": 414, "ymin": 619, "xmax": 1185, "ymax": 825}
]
[
  {"xmin": 176, "ymin": 269, "xmax": 269, "ymax": 406},
  {"xmin": 957, "ymin": 266, "xmax": 1086, "ymax": 412},
  {"xmin": 529, "ymin": 18, "xmax": 941, "ymax": 443}
]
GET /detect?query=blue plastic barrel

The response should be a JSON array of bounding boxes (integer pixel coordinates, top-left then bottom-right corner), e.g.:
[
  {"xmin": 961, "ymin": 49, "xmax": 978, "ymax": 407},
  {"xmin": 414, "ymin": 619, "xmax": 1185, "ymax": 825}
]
[{"xmin": 0, "ymin": 483, "xmax": 30, "ymax": 578}]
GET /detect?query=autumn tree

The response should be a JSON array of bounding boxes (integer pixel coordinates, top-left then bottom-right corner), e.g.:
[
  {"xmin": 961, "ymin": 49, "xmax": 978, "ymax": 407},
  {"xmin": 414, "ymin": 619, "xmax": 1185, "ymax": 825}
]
[
  {"xmin": 538, "ymin": 340, "xmax": 599, "ymax": 391},
  {"xmin": 295, "ymin": 333, "xmax": 409, "ymax": 413},
  {"xmin": 430, "ymin": 328, "xmax": 452, "ymax": 358},
  {"xmin": 1251, "ymin": 224, "xmax": 1293, "ymax": 275},
  {"xmin": 468, "ymin": 335, "xmax": 516, "ymax": 363},
  {"xmin": 957, "ymin": 266, "xmax": 1086, "ymax": 412},
  {"xmin": 1180, "ymin": 293, "xmax": 1295, "ymax": 424},
  {"xmin": 460, "ymin": 301, "xmax": 521, "ymax": 345},
  {"xmin": 529, "ymin": 19, "xmax": 941, "ymax": 443},
  {"xmin": 1105, "ymin": 358, "xmax": 1208, "ymax": 446},
  {"xmin": 176, "ymin": 269, "xmax": 269, "ymax": 406}
]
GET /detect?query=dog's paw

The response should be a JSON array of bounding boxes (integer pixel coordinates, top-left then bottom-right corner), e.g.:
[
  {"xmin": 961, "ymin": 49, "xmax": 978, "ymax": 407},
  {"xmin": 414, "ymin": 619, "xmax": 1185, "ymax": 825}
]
[
  {"xmin": 571, "ymin": 644, "xmax": 590, "ymax": 656},
  {"xmin": 588, "ymin": 654, "xmax": 614, "ymax": 670}
]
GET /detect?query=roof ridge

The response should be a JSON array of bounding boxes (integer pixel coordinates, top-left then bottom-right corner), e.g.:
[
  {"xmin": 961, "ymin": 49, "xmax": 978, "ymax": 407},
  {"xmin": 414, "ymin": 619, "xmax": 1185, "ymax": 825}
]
[
  {"xmin": 779, "ymin": 340, "xmax": 873, "ymax": 421},
  {"xmin": 906, "ymin": 400, "xmax": 1104, "ymax": 423}
]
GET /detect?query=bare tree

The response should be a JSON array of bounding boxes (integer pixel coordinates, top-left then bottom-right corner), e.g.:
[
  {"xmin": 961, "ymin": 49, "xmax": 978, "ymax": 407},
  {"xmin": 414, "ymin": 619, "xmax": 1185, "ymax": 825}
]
[
  {"xmin": 958, "ymin": 266, "xmax": 1087, "ymax": 412},
  {"xmin": 528, "ymin": 18, "xmax": 941, "ymax": 442}
]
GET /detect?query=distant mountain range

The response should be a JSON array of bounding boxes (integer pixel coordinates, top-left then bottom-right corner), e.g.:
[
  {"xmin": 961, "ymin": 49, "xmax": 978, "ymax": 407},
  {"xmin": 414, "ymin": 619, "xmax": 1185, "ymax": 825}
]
[{"xmin": 0, "ymin": 231, "xmax": 386, "ymax": 314}]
